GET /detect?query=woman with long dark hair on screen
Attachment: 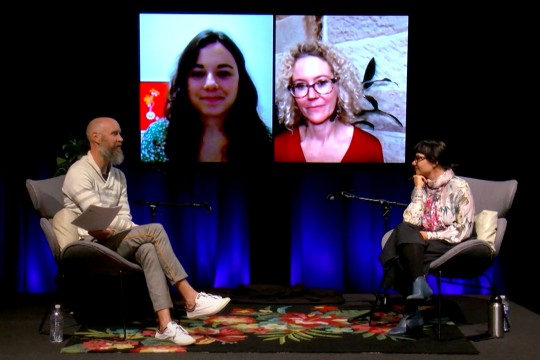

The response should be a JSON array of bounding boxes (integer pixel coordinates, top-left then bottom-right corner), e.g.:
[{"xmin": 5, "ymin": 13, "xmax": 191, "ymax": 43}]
[
  {"xmin": 274, "ymin": 41, "xmax": 384, "ymax": 163},
  {"xmin": 141, "ymin": 30, "xmax": 272, "ymax": 164}
]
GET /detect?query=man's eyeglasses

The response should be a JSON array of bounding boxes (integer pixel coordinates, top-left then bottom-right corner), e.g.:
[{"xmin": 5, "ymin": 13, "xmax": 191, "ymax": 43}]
[
  {"xmin": 288, "ymin": 78, "xmax": 339, "ymax": 98},
  {"xmin": 413, "ymin": 156, "xmax": 426, "ymax": 163}
]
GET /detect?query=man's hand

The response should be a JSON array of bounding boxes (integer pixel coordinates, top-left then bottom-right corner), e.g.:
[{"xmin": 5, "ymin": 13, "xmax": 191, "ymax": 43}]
[{"xmin": 88, "ymin": 228, "xmax": 115, "ymax": 241}]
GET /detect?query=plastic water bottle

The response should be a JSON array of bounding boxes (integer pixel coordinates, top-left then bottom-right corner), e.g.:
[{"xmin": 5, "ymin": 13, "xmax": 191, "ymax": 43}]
[
  {"xmin": 49, "ymin": 304, "xmax": 64, "ymax": 343},
  {"xmin": 500, "ymin": 295, "xmax": 510, "ymax": 332},
  {"xmin": 487, "ymin": 295, "xmax": 504, "ymax": 338}
]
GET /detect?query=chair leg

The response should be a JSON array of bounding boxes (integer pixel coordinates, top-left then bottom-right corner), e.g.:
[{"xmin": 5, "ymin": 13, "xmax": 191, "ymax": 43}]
[
  {"xmin": 437, "ymin": 271, "xmax": 442, "ymax": 341},
  {"xmin": 119, "ymin": 271, "xmax": 127, "ymax": 341},
  {"xmin": 431, "ymin": 271, "xmax": 503, "ymax": 341}
]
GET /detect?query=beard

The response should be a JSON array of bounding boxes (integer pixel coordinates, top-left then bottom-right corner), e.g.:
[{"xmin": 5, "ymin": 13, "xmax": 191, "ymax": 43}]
[{"xmin": 100, "ymin": 144, "xmax": 124, "ymax": 165}]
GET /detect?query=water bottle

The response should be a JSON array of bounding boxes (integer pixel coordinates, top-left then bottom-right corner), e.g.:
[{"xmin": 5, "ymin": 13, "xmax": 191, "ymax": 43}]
[
  {"xmin": 487, "ymin": 295, "xmax": 504, "ymax": 338},
  {"xmin": 500, "ymin": 295, "xmax": 510, "ymax": 332},
  {"xmin": 49, "ymin": 304, "xmax": 64, "ymax": 343}
]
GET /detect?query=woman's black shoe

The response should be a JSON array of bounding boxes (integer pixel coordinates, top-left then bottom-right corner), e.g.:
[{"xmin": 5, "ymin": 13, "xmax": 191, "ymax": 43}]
[{"xmin": 387, "ymin": 311, "xmax": 424, "ymax": 336}]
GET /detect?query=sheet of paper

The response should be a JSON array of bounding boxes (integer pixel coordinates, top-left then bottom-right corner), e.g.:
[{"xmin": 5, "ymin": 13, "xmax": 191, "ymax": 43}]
[{"xmin": 71, "ymin": 204, "xmax": 121, "ymax": 231}]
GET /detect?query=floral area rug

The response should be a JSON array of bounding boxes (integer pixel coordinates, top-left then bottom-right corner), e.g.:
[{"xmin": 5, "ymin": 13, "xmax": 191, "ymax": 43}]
[{"xmin": 60, "ymin": 302, "xmax": 479, "ymax": 354}]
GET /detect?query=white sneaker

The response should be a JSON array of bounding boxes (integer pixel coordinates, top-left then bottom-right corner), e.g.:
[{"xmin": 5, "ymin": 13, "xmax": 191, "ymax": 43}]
[
  {"xmin": 186, "ymin": 292, "xmax": 231, "ymax": 319},
  {"xmin": 155, "ymin": 321, "xmax": 195, "ymax": 346}
]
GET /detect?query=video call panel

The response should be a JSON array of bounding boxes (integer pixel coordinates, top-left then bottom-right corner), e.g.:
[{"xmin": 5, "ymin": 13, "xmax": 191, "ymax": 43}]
[{"xmin": 139, "ymin": 14, "xmax": 408, "ymax": 164}]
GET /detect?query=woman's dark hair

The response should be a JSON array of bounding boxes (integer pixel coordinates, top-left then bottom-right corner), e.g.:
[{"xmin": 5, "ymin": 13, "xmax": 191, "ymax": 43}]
[
  {"xmin": 413, "ymin": 139, "xmax": 457, "ymax": 170},
  {"xmin": 164, "ymin": 29, "xmax": 272, "ymax": 164}
]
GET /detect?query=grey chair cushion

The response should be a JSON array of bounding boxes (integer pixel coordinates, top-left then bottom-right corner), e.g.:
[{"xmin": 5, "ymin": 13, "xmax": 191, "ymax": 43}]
[
  {"xmin": 26, "ymin": 176, "xmax": 66, "ymax": 219},
  {"xmin": 429, "ymin": 239, "xmax": 495, "ymax": 278},
  {"xmin": 461, "ymin": 177, "xmax": 517, "ymax": 218},
  {"xmin": 52, "ymin": 208, "xmax": 80, "ymax": 251}
]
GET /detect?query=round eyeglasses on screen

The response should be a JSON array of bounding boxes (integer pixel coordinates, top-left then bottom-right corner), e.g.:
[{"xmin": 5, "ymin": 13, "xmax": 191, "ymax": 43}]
[{"xmin": 288, "ymin": 78, "xmax": 339, "ymax": 98}]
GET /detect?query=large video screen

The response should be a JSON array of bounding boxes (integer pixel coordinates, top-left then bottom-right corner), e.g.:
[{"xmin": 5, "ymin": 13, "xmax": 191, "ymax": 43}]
[{"xmin": 139, "ymin": 14, "xmax": 408, "ymax": 164}]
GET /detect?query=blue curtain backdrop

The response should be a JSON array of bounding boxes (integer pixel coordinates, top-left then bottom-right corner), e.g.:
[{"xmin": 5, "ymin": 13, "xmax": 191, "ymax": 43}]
[
  {"xmin": 16, "ymin": 166, "xmax": 504, "ymax": 296},
  {"xmin": 289, "ymin": 168, "xmax": 409, "ymax": 291}
]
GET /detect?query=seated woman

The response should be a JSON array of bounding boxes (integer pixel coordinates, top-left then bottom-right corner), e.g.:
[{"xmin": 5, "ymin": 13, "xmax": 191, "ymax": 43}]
[{"xmin": 379, "ymin": 139, "xmax": 475, "ymax": 335}]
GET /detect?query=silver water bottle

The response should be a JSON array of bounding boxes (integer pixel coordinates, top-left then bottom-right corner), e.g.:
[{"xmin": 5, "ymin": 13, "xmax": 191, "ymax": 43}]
[
  {"xmin": 488, "ymin": 295, "xmax": 504, "ymax": 338},
  {"xmin": 500, "ymin": 295, "xmax": 510, "ymax": 332}
]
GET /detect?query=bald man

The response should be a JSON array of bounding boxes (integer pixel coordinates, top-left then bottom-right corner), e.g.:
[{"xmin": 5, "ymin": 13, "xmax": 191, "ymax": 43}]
[{"xmin": 62, "ymin": 117, "xmax": 230, "ymax": 345}]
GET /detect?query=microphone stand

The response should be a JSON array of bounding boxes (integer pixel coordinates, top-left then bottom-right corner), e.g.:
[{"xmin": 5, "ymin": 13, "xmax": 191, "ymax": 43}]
[
  {"xmin": 331, "ymin": 191, "xmax": 408, "ymax": 323},
  {"xmin": 338, "ymin": 192, "xmax": 407, "ymax": 233},
  {"xmin": 134, "ymin": 200, "xmax": 211, "ymax": 223}
]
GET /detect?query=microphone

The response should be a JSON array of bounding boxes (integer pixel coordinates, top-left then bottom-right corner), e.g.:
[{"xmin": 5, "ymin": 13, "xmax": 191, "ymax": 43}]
[
  {"xmin": 327, "ymin": 192, "xmax": 340, "ymax": 200},
  {"xmin": 201, "ymin": 201, "xmax": 212, "ymax": 213},
  {"xmin": 327, "ymin": 191, "xmax": 356, "ymax": 200},
  {"xmin": 339, "ymin": 191, "xmax": 355, "ymax": 199},
  {"xmin": 192, "ymin": 202, "xmax": 212, "ymax": 213}
]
